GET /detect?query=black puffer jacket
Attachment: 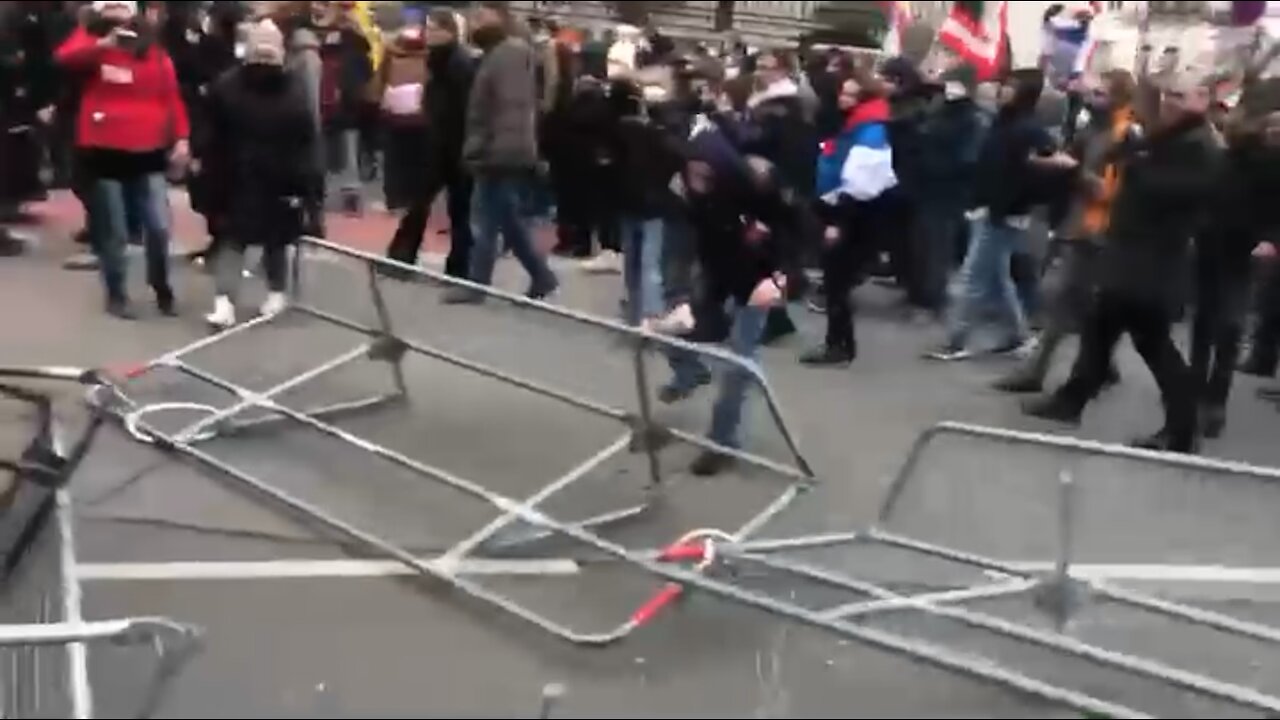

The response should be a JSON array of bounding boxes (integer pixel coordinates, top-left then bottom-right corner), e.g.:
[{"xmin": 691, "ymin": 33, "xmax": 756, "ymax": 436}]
[
  {"xmin": 609, "ymin": 86, "xmax": 687, "ymax": 219},
  {"xmin": 1100, "ymin": 116, "xmax": 1224, "ymax": 308}
]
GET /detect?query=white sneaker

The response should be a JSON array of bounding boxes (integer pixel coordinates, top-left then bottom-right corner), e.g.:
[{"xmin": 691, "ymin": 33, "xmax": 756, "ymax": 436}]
[
  {"xmin": 651, "ymin": 303, "xmax": 696, "ymax": 335},
  {"xmin": 260, "ymin": 292, "xmax": 288, "ymax": 318},
  {"xmin": 205, "ymin": 296, "xmax": 236, "ymax": 329},
  {"xmin": 580, "ymin": 250, "xmax": 622, "ymax": 275}
]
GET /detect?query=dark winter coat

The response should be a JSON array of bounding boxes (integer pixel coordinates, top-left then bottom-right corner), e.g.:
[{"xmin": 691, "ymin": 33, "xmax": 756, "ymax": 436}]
[
  {"xmin": 0, "ymin": 3, "xmax": 61, "ymax": 204},
  {"xmin": 1197, "ymin": 137, "xmax": 1280, "ymax": 277},
  {"xmin": 1099, "ymin": 117, "xmax": 1225, "ymax": 308},
  {"xmin": 972, "ymin": 73, "xmax": 1055, "ymax": 223},
  {"xmin": 916, "ymin": 97, "xmax": 985, "ymax": 209},
  {"xmin": 741, "ymin": 79, "xmax": 818, "ymax": 197},
  {"xmin": 204, "ymin": 64, "xmax": 318, "ymax": 247},
  {"xmin": 424, "ymin": 41, "xmax": 474, "ymax": 171},
  {"xmin": 612, "ymin": 111, "xmax": 687, "ymax": 219},
  {"xmin": 464, "ymin": 30, "xmax": 539, "ymax": 171},
  {"xmin": 685, "ymin": 128, "xmax": 799, "ymax": 305}
]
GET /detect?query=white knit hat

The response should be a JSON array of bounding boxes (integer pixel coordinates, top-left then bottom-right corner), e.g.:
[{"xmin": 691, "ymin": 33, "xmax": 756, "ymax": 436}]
[{"xmin": 92, "ymin": 1, "xmax": 138, "ymax": 15}]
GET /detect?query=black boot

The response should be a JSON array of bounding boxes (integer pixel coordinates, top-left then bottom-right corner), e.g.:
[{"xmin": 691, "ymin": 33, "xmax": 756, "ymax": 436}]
[
  {"xmin": 993, "ymin": 370, "xmax": 1043, "ymax": 394},
  {"xmin": 1199, "ymin": 404, "xmax": 1227, "ymax": 440},
  {"xmin": 800, "ymin": 344, "xmax": 855, "ymax": 367},
  {"xmin": 1022, "ymin": 395, "xmax": 1084, "ymax": 425},
  {"xmin": 1239, "ymin": 352, "xmax": 1278, "ymax": 378},
  {"xmin": 1131, "ymin": 427, "xmax": 1198, "ymax": 454},
  {"xmin": 690, "ymin": 451, "xmax": 736, "ymax": 477}
]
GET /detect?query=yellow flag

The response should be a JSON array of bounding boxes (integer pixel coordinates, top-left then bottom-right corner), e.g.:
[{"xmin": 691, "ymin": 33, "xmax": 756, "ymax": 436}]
[{"xmin": 352, "ymin": 1, "xmax": 383, "ymax": 72}]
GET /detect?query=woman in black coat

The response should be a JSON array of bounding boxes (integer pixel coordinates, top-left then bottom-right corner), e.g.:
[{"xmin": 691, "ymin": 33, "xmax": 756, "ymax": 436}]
[{"xmin": 203, "ymin": 20, "xmax": 318, "ymax": 329}]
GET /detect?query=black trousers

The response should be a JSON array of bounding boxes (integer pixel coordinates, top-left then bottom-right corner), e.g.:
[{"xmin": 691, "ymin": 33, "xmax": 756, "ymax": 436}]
[
  {"xmin": 1190, "ymin": 247, "xmax": 1250, "ymax": 409},
  {"xmin": 1056, "ymin": 291, "xmax": 1196, "ymax": 448},
  {"xmin": 1244, "ymin": 260, "xmax": 1280, "ymax": 375},
  {"xmin": 386, "ymin": 166, "xmax": 474, "ymax": 279},
  {"xmin": 820, "ymin": 198, "xmax": 882, "ymax": 352}
]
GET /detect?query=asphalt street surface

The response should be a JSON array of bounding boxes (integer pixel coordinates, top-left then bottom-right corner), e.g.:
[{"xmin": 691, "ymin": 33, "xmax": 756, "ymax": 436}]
[{"xmin": 5, "ymin": 199, "xmax": 1280, "ymax": 718}]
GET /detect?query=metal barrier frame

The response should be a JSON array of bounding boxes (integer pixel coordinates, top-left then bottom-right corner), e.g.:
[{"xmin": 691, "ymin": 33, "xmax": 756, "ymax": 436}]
[
  {"xmin": 68, "ymin": 238, "xmax": 1280, "ymax": 717},
  {"xmin": 0, "ymin": 368, "xmax": 203, "ymax": 720},
  {"xmin": 86, "ymin": 236, "xmax": 817, "ymax": 649}
]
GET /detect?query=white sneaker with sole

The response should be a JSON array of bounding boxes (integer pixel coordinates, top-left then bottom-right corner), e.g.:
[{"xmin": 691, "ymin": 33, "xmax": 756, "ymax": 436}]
[
  {"xmin": 580, "ymin": 250, "xmax": 622, "ymax": 275},
  {"xmin": 205, "ymin": 296, "xmax": 237, "ymax": 329},
  {"xmin": 260, "ymin": 292, "xmax": 288, "ymax": 318},
  {"xmin": 651, "ymin": 303, "xmax": 696, "ymax": 335}
]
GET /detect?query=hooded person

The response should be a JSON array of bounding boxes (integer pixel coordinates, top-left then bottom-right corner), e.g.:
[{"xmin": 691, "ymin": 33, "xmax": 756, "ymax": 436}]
[
  {"xmin": 800, "ymin": 75, "xmax": 897, "ymax": 367},
  {"xmin": 384, "ymin": 7, "xmax": 476, "ymax": 280},
  {"xmin": 995, "ymin": 69, "xmax": 1138, "ymax": 396},
  {"xmin": 926, "ymin": 68, "xmax": 1057, "ymax": 362},
  {"xmin": 911, "ymin": 62, "xmax": 986, "ymax": 318},
  {"xmin": 660, "ymin": 134, "xmax": 800, "ymax": 477},
  {"xmin": 202, "ymin": 19, "xmax": 318, "ymax": 329},
  {"xmin": 1025, "ymin": 70, "xmax": 1226, "ymax": 454},
  {"xmin": 56, "ymin": 0, "xmax": 190, "ymax": 319}
]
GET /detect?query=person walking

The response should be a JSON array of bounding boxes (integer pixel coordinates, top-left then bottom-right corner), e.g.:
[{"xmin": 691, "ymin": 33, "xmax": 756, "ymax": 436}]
[
  {"xmin": 800, "ymin": 75, "xmax": 897, "ymax": 366},
  {"xmin": 926, "ymin": 69, "xmax": 1058, "ymax": 361},
  {"xmin": 313, "ymin": 0, "xmax": 371, "ymax": 216},
  {"xmin": 56, "ymin": 0, "xmax": 190, "ymax": 319},
  {"xmin": 1024, "ymin": 73, "xmax": 1225, "ymax": 454},
  {"xmin": 202, "ymin": 19, "xmax": 317, "ymax": 329},
  {"xmin": 444, "ymin": 1, "xmax": 557, "ymax": 304},
  {"xmin": 383, "ymin": 9, "xmax": 475, "ymax": 278},
  {"xmin": 994, "ymin": 69, "xmax": 1139, "ymax": 394}
]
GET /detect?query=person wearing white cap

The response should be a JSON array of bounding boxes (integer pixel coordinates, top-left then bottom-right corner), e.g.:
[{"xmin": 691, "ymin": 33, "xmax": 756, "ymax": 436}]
[
  {"xmin": 56, "ymin": 0, "xmax": 189, "ymax": 319},
  {"xmin": 202, "ymin": 19, "xmax": 318, "ymax": 329}
]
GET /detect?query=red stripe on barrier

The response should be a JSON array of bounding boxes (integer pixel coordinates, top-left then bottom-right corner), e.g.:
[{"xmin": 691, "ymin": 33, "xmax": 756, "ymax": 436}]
[
  {"xmin": 657, "ymin": 542, "xmax": 706, "ymax": 563},
  {"xmin": 630, "ymin": 583, "xmax": 684, "ymax": 626},
  {"xmin": 106, "ymin": 363, "xmax": 148, "ymax": 380}
]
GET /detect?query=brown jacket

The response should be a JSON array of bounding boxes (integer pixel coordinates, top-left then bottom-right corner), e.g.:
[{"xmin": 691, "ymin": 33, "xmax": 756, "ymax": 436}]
[{"xmin": 376, "ymin": 38, "xmax": 428, "ymax": 125}]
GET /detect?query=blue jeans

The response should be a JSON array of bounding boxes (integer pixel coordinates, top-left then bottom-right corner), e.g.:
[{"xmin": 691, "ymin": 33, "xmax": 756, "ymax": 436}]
[
  {"xmin": 620, "ymin": 216, "xmax": 665, "ymax": 325},
  {"xmin": 469, "ymin": 171, "xmax": 556, "ymax": 293},
  {"xmin": 947, "ymin": 216, "xmax": 1029, "ymax": 349},
  {"xmin": 91, "ymin": 173, "xmax": 172, "ymax": 304},
  {"xmin": 665, "ymin": 301, "xmax": 771, "ymax": 449}
]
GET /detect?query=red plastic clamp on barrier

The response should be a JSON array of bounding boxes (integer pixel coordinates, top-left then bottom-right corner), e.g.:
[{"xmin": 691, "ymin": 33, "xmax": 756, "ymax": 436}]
[
  {"xmin": 630, "ymin": 583, "xmax": 684, "ymax": 626},
  {"xmin": 106, "ymin": 362, "xmax": 149, "ymax": 380},
  {"xmin": 657, "ymin": 541, "xmax": 707, "ymax": 564}
]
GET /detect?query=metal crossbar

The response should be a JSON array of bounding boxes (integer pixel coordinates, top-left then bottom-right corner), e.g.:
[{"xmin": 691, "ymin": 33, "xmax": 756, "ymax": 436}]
[{"xmin": 64, "ymin": 240, "xmax": 1280, "ymax": 717}]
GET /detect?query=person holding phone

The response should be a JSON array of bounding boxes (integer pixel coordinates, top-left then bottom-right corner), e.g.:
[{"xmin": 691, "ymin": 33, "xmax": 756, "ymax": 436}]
[{"xmin": 56, "ymin": 0, "xmax": 190, "ymax": 319}]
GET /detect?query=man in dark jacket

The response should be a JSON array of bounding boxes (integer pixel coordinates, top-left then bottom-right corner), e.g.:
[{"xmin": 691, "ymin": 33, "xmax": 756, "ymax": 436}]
[
  {"xmin": 385, "ymin": 8, "xmax": 475, "ymax": 279},
  {"xmin": 661, "ymin": 126, "xmax": 798, "ymax": 477},
  {"xmin": 911, "ymin": 64, "xmax": 985, "ymax": 319},
  {"xmin": 1192, "ymin": 79, "xmax": 1280, "ymax": 437},
  {"xmin": 996, "ymin": 69, "xmax": 1139, "ymax": 394},
  {"xmin": 0, "ymin": 2, "xmax": 58, "ymax": 230},
  {"xmin": 740, "ymin": 50, "xmax": 815, "ymax": 344},
  {"xmin": 927, "ymin": 69, "xmax": 1058, "ymax": 361},
  {"xmin": 446, "ymin": 1, "xmax": 557, "ymax": 304},
  {"xmin": 1025, "ymin": 73, "xmax": 1225, "ymax": 453}
]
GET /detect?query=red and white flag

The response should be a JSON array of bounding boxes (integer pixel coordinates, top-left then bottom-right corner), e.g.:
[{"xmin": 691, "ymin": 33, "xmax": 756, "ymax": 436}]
[{"xmin": 937, "ymin": 0, "xmax": 1011, "ymax": 80}]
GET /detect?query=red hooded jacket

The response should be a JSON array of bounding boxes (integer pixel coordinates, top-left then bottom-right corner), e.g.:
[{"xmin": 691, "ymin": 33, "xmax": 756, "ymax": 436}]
[{"xmin": 56, "ymin": 27, "xmax": 190, "ymax": 154}]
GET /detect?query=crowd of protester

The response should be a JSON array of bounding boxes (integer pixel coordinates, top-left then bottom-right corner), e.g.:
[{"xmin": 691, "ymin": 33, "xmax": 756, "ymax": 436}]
[{"xmin": 3, "ymin": 0, "xmax": 1280, "ymax": 469}]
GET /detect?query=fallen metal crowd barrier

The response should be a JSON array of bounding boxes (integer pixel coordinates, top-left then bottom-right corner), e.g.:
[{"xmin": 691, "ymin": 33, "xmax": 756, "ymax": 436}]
[
  {"xmin": 0, "ymin": 367, "xmax": 203, "ymax": 719},
  {"xmin": 8, "ymin": 238, "xmax": 1280, "ymax": 717}
]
